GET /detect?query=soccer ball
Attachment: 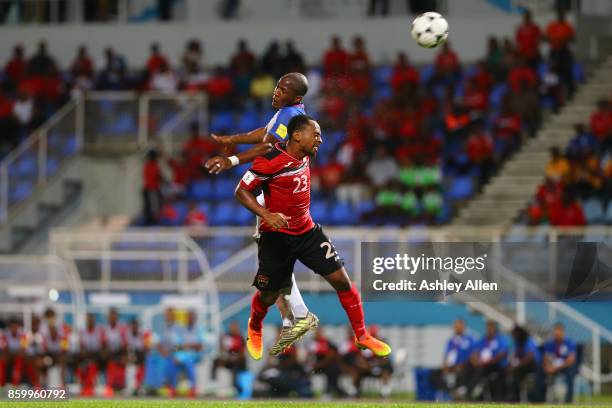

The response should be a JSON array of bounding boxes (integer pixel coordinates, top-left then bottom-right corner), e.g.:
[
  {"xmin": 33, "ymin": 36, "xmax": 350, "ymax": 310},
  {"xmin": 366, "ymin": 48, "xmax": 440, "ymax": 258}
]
[{"xmin": 411, "ymin": 12, "xmax": 449, "ymax": 49}]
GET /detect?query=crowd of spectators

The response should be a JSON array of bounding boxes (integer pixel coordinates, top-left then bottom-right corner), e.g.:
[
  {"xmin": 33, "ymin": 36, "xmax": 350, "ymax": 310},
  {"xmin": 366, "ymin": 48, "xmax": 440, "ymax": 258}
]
[
  {"xmin": 1, "ymin": 8, "xmax": 581, "ymax": 226},
  {"xmin": 525, "ymin": 99, "xmax": 612, "ymax": 225},
  {"xmin": 0, "ymin": 308, "xmax": 580, "ymax": 402},
  {"xmin": 428, "ymin": 319, "xmax": 578, "ymax": 403}
]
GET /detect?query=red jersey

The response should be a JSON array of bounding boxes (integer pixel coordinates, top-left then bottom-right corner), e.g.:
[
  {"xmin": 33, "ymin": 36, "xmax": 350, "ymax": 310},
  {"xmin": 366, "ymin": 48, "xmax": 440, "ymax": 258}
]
[{"xmin": 239, "ymin": 143, "xmax": 315, "ymax": 235}]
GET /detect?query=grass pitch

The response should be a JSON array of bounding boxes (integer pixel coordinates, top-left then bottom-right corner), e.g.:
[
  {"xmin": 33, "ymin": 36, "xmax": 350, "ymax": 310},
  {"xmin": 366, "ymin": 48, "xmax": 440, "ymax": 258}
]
[{"xmin": 1, "ymin": 400, "xmax": 611, "ymax": 408}]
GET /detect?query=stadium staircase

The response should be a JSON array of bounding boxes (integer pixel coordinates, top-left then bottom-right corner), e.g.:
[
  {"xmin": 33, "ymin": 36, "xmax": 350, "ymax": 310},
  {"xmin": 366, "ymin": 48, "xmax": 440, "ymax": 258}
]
[{"xmin": 453, "ymin": 55, "xmax": 612, "ymax": 228}]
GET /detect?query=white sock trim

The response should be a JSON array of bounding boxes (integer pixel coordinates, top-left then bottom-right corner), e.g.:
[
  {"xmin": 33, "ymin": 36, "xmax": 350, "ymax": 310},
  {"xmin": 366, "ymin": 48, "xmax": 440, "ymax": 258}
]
[{"xmin": 288, "ymin": 274, "xmax": 309, "ymax": 318}]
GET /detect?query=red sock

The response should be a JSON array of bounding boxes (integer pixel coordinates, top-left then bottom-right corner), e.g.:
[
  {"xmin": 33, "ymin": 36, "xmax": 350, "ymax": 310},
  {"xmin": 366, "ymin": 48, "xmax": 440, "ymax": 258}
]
[
  {"xmin": 337, "ymin": 283, "xmax": 367, "ymax": 339},
  {"xmin": 249, "ymin": 291, "xmax": 270, "ymax": 331}
]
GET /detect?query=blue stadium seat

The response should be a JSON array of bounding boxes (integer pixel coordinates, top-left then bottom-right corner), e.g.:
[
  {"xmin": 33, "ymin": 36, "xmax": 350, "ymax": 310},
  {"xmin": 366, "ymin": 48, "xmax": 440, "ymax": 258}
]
[
  {"xmin": 63, "ymin": 137, "xmax": 78, "ymax": 155},
  {"xmin": 214, "ymin": 178, "xmax": 237, "ymax": 201},
  {"xmin": 357, "ymin": 200, "xmax": 376, "ymax": 215},
  {"xmin": 236, "ymin": 110, "xmax": 260, "ymax": 133},
  {"xmin": 210, "ymin": 111, "xmax": 235, "ymax": 134},
  {"xmin": 190, "ymin": 179, "xmax": 215, "ymax": 200},
  {"xmin": 310, "ymin": 200, "xmax": 329, "ymax": 224},
  {"xmin": 329, "ymin": 202, "xmax": 357, "ymax": 225},
  {"xmin": 446, "ymin": 176, "xmax": 474, "ymax": 201},
  {"xmin": 419, "ymin": 64, "xmax": 435, "ymax": 84},
  {"xmin": 212, "ymin": 201, "xmax": 237, "ymax": 225},
  {"xmin": 582, "ymin": 199, "xmax": 604, "ymax": 224},
  {"xmin": 573, "ymin": 62, "xmax": 585, "ymax": 83},
  {"xmin": 489, "ymin": 83, "xmax": 508, "ymax": 109},
  {"xmin": 10, "ymin": 156, "xmax": 36, "ymax": 178},
  {"xmin": 46, "ymin": 158, "xmax": 59, "ymax": 176},
  {"xmin": 9, "ymin": 180, "xmax": 34, "ymax": 204},
  {"xmin": 373, "ymin": 65, "xmax": 392, "ymax": 87},
  {"xmin": 112, "ymin": 112, "xmax": 136, "ymax": 134},
  {"xmin": 197, "ymin": 202, "xmax": 213, "ymax": 218},
  {"xmin": 235, "ymin": 205, "xmax": 254, "ymax": 226}
]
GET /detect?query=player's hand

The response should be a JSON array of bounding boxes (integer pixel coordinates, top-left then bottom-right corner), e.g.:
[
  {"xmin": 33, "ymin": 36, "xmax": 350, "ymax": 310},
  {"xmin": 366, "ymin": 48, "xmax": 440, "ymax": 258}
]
[
  {"xmin": 263, "ymin": 212, "xmax": 290, "ymax": 230},
  {"xmin": 204, "ymin": 156, "xmax": 232, "ymax": 174},
  {"xmin": 212, "ymin": 134, "xmax": 234, "ymax": 146}
]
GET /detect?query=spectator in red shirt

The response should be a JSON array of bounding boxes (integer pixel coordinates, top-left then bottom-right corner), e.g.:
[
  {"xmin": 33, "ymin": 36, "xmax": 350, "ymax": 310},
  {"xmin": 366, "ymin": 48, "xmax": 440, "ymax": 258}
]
[
  {"xmin": 206, "ymin": 66, "xmax": 234, "ymax": 111},
  {"xmin": 142, "ymin": 149, "xmax": 164, "ymax": 225},
  {"xmin": 494, "ymin": 102, "xmax": 522, "ymax": 158},
  {"xmin": 212, "ymin": 321, "xmax": 246, "ymax": 395},
  {"xmin": 323, "ymin": 36, "xmax": 349, "ymax": 77},
  {"xmin": 548, "ymin": 192, "xmax": 586, "ymax": 226},
  {"xmin": 182, "ymin": 122, "xmax": 216, "ymax": 177},
  {"xmin": 146, "ymin": 42, "xmax": 169, "ymax": 77},
  {"xmin": 546, "ymin": 9, "xmax": 575, "ymax": 97},
  {"xmin": 515, "ymin": 10, "xmax": 542, "ymax": 66},
  {"xmin": 307, "ymin": 327, "xmax": 342, "ymax": 397},
  {"xmin": 509, "ymin": 56, "xmax": 538, "ymax": 93},
  {"xmin": 589, "ymin": 100, "xmax": 612, "ymax": 142},
  {"xmin": 71, "ymin": 45, "xmax": 94, "ymax": 80},
  {"xmin": 185, "ymin": 202, "xmax": 207, "ymax": 226},
  {"xmin": 27, "ymin": 41, "xmax": 57, "ymax": 77},
  {"xmin": 462, "ymin": 77, "xmax": 488, "ymax": 114},
  {"xmin": 466, "ymin": 123, "xmax": 495, "ymax": 185},
  {"xmin": 166, "ymin": 151, "xmax": 192, "ymax": 197},
  {"xmin": 3, "ymin": 45, "xmax": 26, "ymax": 91},
  {"xmin": 347, "ymin": 36, "xmax": 371, "ymax": 101},
  {"xmin": 434, "ymin": 42, "xmax": 460, "ymax": 84},
  {"xmin": 390, "ymin": 52, "xmax": 419, "ymax": 96},
  {"xmin": 536, "ymin": 177, "xmax": 564, "ymax": 212},
  {"xmin": 230, "ymin": 39, "xmax": 255, "ymax": 76},
  {"xmin": 349, "ymin": 36, "xmax": 370, "ymax": 73}
]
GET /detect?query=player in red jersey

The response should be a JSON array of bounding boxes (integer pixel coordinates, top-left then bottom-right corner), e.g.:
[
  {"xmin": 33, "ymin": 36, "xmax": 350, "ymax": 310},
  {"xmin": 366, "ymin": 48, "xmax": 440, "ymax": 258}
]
[{"xmin": 235, "ymin": 114, "xmax": 391, "ymax": 360}]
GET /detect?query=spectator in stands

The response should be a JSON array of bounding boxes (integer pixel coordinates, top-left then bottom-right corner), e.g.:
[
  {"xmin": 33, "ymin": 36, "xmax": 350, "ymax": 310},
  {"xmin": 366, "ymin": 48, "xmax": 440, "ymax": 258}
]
[
  {"xmin": 126, "ymin": 318, "xmax": 150, "ymax": 395},
  {"xmin": 230, "ymin": 39, "xmax": 255, "ymax": 77},
  {"xmin": 507, "ymin": 79, "xmax": 541, "ymax": 138},
  {"xmin": 546, "ymin": 8, "xmax": 575, "ymax": 98},
  {"xmin": 260, "ymin": 41, "xmax": 283, "ymax": 78},
  {"xmin": 282, "ymin": 40, "xmax": 306, "ymax": 74},
  {"xmin": 146, "ymin": 43, "xmax": 170, "ymax": 78},
  {"xmin": 536, "ymin": 177, "xmax": 564, "ymax": 218},
  {"xmin": 185, "ymin": 202, "xmax": 207, "ymax": 226},
  {"xmin": 258, "ymin": 329, "xmax": 312, "ymax": 398},
  {"xmin": 250, "ymin": 69, "xmax": 276, "ymax": 111},
  {"xmin": 507, "ymin": 325, "xmax": 541, "ymax": 402},
  {"xmin": 12, "ymin": 90, "xmax": 37, "ymax": 137},
  {"xmin": 539, "ymin": 58, "xmax": 563, "ymax": 113},
  {"xmin": 469, "ymin": 320, "xmax": 509, "ymax": 401},
  {"xmin": 430, "ymin": 318, "xmax": 475, "ymax": 399},
  {"xmin": 366, "ymin": 145, "xmax": 399, "ymax": 188},
  {"xmin": 515, "ymin": 9, "xmax": 542, "ymax": 67},
  {"xmin": 27, "ymin": 41, "xmax": 58, "ymax": 77},
  {"xmin": 182, "ymin": 122, "xmax": 215, "ymax": 178},
  {"xmin": 484, "ymin": 37, "xmax": 504, "ymax": 82},
  {"xmin": 307, "ymin": 327, "xmax": 343, "ymax": 397},
  {"xmin": 323, "ymin": 36, "xmax": 349, "ymax": 78},
  {"xmin": 206, "ymin": 66, "xmax": 235, "ymax": 111},
  {"xmin": 493, "ymin": 101, "xmax": 522, "ymax": 159},
  {"xmin": 142, "ymin": 149, "xmax": 164, "ymax": 226},
  {"xmin": 98, "ymin": 47, "xmax": 127, "ymax": 90},
  {"xmin": 102, "ymin": 308, "xmax": 127, "ymax": 396},
  {"xmin": 3, "ymin": 44, "xmax": 26, "ymax": 91},
  {"xmin": 347, "ymin": 36, "xmax": 372, "ymax": 103},
  {"xmin": 566, "ymin": 123, "xmax": 599, "ymax": 159},
  {"xmin": 212, "ymin": 320, "xmax": 246, "ymax": 396},
  {"xmin": 571, "ymin": 151, "xmax": 604, "ymax": 199},
  {"xmin": 182, "ymin": 39, "xmax": 204, "ymax": 74},
  {"xmin": 390, "ymin": 52, "xmax": 419, "ymax": 97},
  {"xmin": 434, "ymin": 42, "xmax": 461, "ymax": 85},
  {"xmin": 149, "ymin": 61, "xmax": 178, "ymax": 94},
  {"xmin": 462, "ymin": 77, "xmax": 488, "ymax": 115},
  {"xmin": 548, "ymin": 191, "xmax": 586, "ymax": 226},
  {"xmin": 466, "ymin": 122, "xmax": 495, "ymax": 187},
  {"xmin": 543, "ymin": 323, "xmax": 576, "ymax": 403},
  {"xmin": 77, "ymin": 313, "xmax": 105, "ymax": 396},
  {"xmin": 589, "ymin": 100, "xmax": 612, "ymax": 149},
  {"xmin": 545, "ymin": 147, "xmax": 570, "ymax": 183},
  {"xmin": 509, "ymin": 56, "xmax": 538, "ymax": 94},
  {"xmin": 71, "ymin": 45, "xmax": 94, "ymax": 81}
]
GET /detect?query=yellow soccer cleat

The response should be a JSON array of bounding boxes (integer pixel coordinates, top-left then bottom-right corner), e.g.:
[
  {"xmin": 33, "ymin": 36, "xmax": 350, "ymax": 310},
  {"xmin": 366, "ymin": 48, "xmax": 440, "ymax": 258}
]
[
  {"xmin": 269, "ymin": 312, "xmax": 319, "ymax": 356},
  {"xmin": 246, "ymin": 318, "xmax": 263, "ymax": 360},
  {"xmin": 355, "ymin": 333, "xmax": 392, "ymax": 357}
]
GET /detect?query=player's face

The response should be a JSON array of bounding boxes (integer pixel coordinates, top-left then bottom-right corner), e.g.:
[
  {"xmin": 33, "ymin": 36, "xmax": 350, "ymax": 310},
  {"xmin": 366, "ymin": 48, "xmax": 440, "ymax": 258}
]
[
  {"xmin": 272, "ymin": 77, "xmax": 298, "ymax": 109},
  {"xmin": 299, "ymin": 121, "xmax": 322, "ymax": 157}
]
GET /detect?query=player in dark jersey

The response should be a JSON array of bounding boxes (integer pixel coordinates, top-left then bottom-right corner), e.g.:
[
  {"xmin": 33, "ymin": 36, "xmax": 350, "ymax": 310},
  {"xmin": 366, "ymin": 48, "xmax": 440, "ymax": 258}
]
[
  {"xmin": 235, "ymin": 114, "xmax": 391, "ymax": 361},
  {"xmin": 205, "ymin": 72, "xmax": 318, "ymax": 355}
]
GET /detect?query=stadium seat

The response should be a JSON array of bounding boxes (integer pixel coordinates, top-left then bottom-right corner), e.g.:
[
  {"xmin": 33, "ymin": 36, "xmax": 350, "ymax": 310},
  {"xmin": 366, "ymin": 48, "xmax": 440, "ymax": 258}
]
[
  {"xmin": 235, "ymin": 204, "xmax": 254, "ymax": 226},
  {"xmin": 190, "ymin": 179, "xmax": 215, "ymax": 200},
  {"xmin": 210, "ymin": 110, "xmax": 235, "ymax": 134},
  {"xmin": 213, "ymin": 178, "xmax": 237, "ymax": 201},
  {"xmin": 329, "ymin": 202, "xmax": 356, "ymax": 225},
  {"xmin": 373, "ymin": 65, "xmax": 392, "ymax": 87},
  {"xmin": 489, "ymin": 83, "xmax": 508, "ymax": 109},
  {"xmin": 212, "ymin": 201, "xmax": 238, "ymax": 225},
  {"xmin": 582, "ymin": 199, "xmax": 604, "ymax": 224},
  {"xmin": 573, "ymin": 62, "xmax": 585, "ymax": 83},
  {"xmin": 419, "ymin": 64, "xmax": 435, "ymax": 84},
  {"xmin": 63, "ymin": 137, "xmax": 78, "ymax": 155},
  {"xmin": 9, "ymin": 180, "xmax": 34, "ymax": 204},
  {"xmin": 46, "ymin": 157, "xmax": 60, "ymax": 176},
  {"xmin": 236, "ymin": 109, "xmax": 260, "ymax": 133},
  {"xmin": 310, "ymin": 200, "xmax": 329, "ymax": 225},
  {"xmin": 9, "ymin": 155, "xmax": 36, "ymax": 178},
  {"xmin": 445, "ymin": 176, "xmax": 474, "ymax": 201}
]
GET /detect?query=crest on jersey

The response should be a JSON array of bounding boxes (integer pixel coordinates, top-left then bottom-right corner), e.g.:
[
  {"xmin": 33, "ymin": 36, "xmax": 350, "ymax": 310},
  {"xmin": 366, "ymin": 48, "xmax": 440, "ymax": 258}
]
[
  {"xmin": 256, "ymin": 274, "xmax": 269, "ymax": 288},
  {"xmin": 242, "ymin": 171, "xmax": 255, "ymax": 185},
  {"xmin": 276, "ymin": 124, "xmax": 288, "ymax": 139}
]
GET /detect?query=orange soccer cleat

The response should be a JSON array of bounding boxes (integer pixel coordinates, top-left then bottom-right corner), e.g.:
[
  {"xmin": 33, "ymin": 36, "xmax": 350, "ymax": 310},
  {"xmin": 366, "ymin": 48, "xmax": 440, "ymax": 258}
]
[
  {"xmin": 355, "ymin": 333, "xmax": 392, "ymax": 357},
  {"xmin": 246, "ymin": 318, "xmax": 263, "ymax": 360}
]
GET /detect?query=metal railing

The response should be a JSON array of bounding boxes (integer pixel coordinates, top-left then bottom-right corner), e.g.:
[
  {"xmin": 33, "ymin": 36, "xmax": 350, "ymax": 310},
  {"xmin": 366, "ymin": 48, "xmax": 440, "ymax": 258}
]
[{"xmin": 0, "ymin": 91, "xmax": 206, "ymax": 224}]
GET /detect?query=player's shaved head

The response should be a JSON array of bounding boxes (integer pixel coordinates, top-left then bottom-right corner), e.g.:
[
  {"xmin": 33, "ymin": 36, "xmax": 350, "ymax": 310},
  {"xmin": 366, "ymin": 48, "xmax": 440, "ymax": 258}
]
[{"xmin": 281, "ymin": 72, "xmax": 309, "ymax": 97}]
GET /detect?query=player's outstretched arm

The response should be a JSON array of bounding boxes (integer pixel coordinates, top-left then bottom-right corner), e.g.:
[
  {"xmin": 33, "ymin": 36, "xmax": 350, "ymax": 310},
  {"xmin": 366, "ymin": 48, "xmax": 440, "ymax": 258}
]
[
  {"xmin": 212, "ymin": 127, "xmax": 267, "ymax": 146},
  {"xmin": 205, "ymin": 142, "xmax": 274, "ymax": 174},
  {"xmin": 235, "ymin": 186, "xmax": 289, "ymax": 230}
]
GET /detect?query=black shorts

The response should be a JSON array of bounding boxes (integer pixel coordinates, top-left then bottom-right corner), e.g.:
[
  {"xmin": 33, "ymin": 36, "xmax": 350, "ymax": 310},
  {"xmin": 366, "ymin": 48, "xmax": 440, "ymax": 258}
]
[{"xmin": 253, "ymin": 224, "xmax": 343, "ymax": 292}]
